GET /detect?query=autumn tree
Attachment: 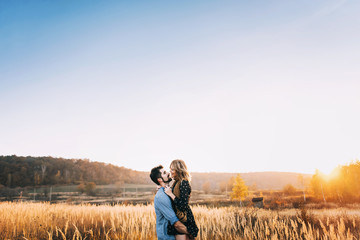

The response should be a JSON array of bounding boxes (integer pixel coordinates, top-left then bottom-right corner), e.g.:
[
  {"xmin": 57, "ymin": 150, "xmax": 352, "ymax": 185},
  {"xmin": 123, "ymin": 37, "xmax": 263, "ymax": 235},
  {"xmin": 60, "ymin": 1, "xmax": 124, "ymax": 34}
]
[
  {"xmin": 202, "ymin": 181, "xmax": 211, "ymax": 194},
  {"xmin": 230, "ymin": 174, "xmax": 248, "ymax": 206},
  {"xmin": 85, "ymin": 182, "xmax": 96, "ymax": 196},
  {"xmin": 219, "ymin": 181, "xmax": 227, "ymax": 193},
  {"xmin": 41, "ymin": 164, "xmax": 47, "ymax": 184},
  {"xmin": 228, "ymin": 176, "xmax": 235, "ymax": 190},
  {"xmin": 297, "ymin": 174, "xmax": 308, "ymax": 202},
  {"xmin": 219, "ymin": 176, "xmax": 236, "ymax": 194},
  {"xmin": 282, "ymin": 184, "xmax": 296, "ymax": 196},
  {"xmin": 310, "ymin": 170, "xmax": 327, "ymax": 202},
  {"xmin": 77, "ymin": 183, "xmax": 86, "ymax": 194}
]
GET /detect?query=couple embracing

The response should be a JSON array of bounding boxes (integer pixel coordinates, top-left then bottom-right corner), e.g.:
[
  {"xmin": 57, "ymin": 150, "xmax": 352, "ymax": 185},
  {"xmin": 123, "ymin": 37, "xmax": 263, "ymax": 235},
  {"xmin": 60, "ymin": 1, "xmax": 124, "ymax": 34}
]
[{"xmin": 150, "ymin": 159, "xmax": 199, "ymax": 240}]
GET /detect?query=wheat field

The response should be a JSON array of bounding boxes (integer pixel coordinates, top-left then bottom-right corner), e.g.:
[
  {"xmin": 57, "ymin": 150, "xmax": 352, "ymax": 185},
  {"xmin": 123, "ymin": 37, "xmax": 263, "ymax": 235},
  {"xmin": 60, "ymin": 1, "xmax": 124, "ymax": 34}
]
[{"xmin": 1, "ymin": 202, "xmax": 359, "ymax": 240}]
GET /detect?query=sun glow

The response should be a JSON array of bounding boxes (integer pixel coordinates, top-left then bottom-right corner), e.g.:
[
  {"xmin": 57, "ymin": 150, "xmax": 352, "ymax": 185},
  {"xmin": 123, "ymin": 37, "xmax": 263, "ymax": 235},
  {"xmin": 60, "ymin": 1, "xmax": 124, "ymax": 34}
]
[{"xmin": 322, "ymin": 166, "xmax": 341, "ymax": 181}]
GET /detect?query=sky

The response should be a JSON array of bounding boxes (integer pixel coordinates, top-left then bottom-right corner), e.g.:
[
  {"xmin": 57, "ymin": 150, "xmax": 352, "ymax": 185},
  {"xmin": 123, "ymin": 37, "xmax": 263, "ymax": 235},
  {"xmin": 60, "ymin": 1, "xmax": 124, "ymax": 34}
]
[{"xmin": 1, "ymin": 0, "xmax": 360, "ymax": 174}]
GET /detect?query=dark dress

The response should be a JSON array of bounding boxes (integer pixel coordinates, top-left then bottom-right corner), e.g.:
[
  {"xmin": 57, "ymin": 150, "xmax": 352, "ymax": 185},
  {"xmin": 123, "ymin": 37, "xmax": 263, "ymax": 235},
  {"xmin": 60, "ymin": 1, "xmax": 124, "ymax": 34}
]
[{"xmin": 168, "ymin": 180, "xmax": 199, "ymax": 238}]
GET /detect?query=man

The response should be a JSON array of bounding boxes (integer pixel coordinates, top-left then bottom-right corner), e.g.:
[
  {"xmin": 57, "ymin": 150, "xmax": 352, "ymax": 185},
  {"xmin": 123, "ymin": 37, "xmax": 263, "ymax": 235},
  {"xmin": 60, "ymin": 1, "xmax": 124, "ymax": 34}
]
[{"xmin": 150, "ymin": 165, "xmax": 189, "ymax": 240}]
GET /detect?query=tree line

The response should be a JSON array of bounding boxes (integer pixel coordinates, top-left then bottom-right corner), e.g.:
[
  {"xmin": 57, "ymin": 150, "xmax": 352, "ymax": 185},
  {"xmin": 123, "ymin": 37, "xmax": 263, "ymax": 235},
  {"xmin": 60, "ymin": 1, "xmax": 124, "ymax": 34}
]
[
  {"xmin": 310, "ymin": 160, "xmax": 360, "ymax": 203},
  {"xmin": 3, "ymin": 155, "xmax": 358, "ymax": 204},
  {"xmin": 0, "ymin": 155, "xmax": 150, "ymax": 188}
]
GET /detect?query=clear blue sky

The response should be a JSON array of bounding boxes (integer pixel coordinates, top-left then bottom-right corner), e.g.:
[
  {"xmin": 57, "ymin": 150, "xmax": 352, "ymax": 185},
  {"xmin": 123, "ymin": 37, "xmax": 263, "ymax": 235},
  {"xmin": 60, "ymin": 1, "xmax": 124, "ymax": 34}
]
[{"xmin": 1, "ymin": 0, "xmax": 360, "ymax": 174}]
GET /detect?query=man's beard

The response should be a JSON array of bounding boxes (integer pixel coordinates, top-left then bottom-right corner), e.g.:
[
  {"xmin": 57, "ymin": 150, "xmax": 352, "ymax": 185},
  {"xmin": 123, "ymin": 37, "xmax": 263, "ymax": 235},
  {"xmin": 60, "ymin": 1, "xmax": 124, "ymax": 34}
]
[{"xmin": 161, "ymin": 177, "xmax": 172, "ymax": 183}]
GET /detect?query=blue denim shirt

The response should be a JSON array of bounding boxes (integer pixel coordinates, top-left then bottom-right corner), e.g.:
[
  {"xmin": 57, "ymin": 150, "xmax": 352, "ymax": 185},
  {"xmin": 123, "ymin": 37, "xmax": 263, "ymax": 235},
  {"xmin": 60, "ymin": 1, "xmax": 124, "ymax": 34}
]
[{"xmin": 154, "ymin": 187, "xmax": 179, "ymax": 240}]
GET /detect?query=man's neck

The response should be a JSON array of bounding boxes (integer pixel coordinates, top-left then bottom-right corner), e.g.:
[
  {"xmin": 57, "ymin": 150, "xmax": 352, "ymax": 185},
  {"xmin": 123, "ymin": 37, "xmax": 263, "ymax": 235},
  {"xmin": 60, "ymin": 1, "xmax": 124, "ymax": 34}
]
[{"xmin": 159, "ymin": 182, "xmax": 166, "ymax": 188}]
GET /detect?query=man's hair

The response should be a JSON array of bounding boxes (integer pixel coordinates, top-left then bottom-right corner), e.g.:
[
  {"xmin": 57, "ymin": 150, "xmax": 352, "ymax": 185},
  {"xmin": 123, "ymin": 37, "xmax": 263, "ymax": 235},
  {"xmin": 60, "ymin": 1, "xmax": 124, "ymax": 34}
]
[{"xmin": 150, "ymin": 165, "xmax": 163, "ymax": 185}]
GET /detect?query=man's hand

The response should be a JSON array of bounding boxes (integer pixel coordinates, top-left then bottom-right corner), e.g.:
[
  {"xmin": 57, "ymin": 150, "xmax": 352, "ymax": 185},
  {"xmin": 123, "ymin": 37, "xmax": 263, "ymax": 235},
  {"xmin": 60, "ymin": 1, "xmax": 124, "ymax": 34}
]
[{"xmin": 173, "ymin": 221, "xmax": 189, "ymax": 234}]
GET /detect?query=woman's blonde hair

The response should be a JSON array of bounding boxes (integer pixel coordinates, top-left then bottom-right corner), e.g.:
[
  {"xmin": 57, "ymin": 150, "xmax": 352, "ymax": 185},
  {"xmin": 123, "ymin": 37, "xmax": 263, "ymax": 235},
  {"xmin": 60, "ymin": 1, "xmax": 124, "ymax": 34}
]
[{"xmin": 170, "ymin": 159, "xmax": 191, "ymax": 182}]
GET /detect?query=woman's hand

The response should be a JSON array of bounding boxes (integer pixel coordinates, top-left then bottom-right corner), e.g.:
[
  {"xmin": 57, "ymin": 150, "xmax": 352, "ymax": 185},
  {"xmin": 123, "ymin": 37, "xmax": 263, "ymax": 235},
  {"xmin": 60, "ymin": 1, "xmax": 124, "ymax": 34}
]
[
  {"xmin": 164, "ymin": 185, "xmax": 176, "ymax": 200},
  {"xmin": 164, "ymin": 185, "xmax": 172, "ymax": 195}
]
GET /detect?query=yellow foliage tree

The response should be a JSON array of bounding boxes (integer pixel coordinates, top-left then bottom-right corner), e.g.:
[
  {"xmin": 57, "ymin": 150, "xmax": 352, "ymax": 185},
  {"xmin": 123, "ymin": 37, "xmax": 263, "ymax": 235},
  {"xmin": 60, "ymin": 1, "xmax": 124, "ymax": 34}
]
[
  {"xmin": 310, "ymin": 169, "xmax": 327, "ymax": 202},
  {"xmin": 202, "ymin": 181, "xmax": 211, "ymax": 194},
  {"xmin": 230, "ymin": 174, "xmax": 249, "ymax": 206},
  {"xmin": 283, "ymin": 184, "xmax": 297, "ymax": 196}
]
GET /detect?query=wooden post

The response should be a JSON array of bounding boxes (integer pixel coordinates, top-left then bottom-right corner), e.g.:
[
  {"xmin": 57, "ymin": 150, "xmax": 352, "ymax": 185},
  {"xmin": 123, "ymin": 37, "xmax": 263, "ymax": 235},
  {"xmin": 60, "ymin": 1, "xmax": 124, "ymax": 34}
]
[
  {"xmin": 321, "ymin": 183, "xmax": 326, "ymax": 203},
  {"xmin": 49, "ymin": 186, "xmax": 52, "ymax": 202}
]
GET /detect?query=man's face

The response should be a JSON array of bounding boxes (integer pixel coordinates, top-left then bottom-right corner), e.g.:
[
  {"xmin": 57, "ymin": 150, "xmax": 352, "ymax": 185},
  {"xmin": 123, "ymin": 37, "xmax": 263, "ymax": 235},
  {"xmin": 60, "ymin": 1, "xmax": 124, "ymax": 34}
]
[{"xmin": 159, "ymin": 168, "xmax": 171, "ymax": 183}]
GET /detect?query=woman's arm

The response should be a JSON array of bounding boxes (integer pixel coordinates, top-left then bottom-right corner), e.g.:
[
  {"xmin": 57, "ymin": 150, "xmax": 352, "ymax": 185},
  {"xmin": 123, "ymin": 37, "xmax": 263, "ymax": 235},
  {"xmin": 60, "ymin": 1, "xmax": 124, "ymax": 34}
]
[{"xmin": 164, "ymin": 185, "xmax": 176, "ymax": 199}]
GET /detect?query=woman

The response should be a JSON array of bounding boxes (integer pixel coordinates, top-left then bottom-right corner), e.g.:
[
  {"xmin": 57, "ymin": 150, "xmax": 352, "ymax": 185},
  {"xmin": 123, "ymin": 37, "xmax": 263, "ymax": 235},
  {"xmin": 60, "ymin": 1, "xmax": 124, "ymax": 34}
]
[{"xmin": 164, "ymin": 159, "xmax": 199, "ymax": 240}]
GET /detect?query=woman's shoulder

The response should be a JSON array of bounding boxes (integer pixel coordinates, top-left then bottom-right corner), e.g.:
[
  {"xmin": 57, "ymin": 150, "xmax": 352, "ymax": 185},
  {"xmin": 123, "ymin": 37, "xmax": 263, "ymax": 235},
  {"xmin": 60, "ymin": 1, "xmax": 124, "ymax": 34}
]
[{"xmin": 180, "ymin": 180, "xmax": 191, "ymax": 186}]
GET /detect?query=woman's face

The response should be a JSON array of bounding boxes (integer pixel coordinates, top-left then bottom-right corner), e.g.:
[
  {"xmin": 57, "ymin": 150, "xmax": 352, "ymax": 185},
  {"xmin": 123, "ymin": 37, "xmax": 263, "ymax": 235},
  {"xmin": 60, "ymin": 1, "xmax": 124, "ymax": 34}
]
[{"xmin": 170, "ymin": 165, "xmax": 177, "ymax": 179}]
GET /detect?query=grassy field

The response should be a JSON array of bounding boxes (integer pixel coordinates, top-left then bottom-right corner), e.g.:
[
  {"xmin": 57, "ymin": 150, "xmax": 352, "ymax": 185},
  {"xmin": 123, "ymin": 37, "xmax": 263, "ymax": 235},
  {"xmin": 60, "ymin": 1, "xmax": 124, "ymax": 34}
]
[{"xmin": 1, "ymin": 202, "xmax": 360, "ymax": 240}]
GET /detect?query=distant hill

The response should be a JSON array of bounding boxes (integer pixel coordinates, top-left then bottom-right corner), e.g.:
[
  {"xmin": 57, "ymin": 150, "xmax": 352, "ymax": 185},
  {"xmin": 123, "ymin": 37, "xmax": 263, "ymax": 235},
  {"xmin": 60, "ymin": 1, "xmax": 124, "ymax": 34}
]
[
  {"xmin": 191, "ymin": 172, "xmax": 312, "ymax": 191},
  {"xmin": 0, "ymin": 155, "xmax": 311, "ymax": 190}
]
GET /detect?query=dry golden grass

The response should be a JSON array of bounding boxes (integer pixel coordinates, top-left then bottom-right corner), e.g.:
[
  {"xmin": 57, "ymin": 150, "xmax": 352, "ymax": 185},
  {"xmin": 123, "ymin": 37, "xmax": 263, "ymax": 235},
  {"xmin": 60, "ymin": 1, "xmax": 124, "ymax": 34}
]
[{"xmin": 0, "ymin": 202, "xmax": 359, "ymax": 240}]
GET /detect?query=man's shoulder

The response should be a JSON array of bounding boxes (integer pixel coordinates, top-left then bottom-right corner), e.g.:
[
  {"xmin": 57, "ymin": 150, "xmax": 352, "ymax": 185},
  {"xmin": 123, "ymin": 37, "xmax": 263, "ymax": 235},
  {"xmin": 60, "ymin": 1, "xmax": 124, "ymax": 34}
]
[
  {"xmin": 154, "ymin": 188, "xmax": 164, "ymax": 201},
  {"xmin": 154, "ymin": 188, "xmax": 170, "ymax": 205},
  {"xmin": 155, "ymin": 188, "xmax": 164, "ymax": 197}
]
